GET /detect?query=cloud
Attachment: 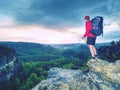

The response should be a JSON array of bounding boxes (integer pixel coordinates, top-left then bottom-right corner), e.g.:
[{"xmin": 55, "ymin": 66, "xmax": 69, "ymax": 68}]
[
  {"xmin": 0, "ymin": 0, "xmax": 106, "ymax": 28},
  {"xmin": 0, "ymin": 25, "xmax": 79, "ymax": 44},
  {"xmin": 0, "ymin": 0, "xmax": 120, "ymax": 43},
  {"xmin": 91, "ymin": 0, "xmax": 120, "ymax": 18},
  {"xmin": 104, "ymin": 30, "xmax": 120, "ymax": 40}
]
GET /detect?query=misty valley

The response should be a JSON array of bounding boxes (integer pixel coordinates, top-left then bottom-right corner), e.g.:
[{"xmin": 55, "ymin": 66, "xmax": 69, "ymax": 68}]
[{"xmin": 0, "ymin": 40, "xmax": 120, "ymax": 90}]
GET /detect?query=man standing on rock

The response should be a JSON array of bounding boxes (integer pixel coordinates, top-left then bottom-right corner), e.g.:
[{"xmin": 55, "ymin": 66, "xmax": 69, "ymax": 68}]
[{"xmin": 82, "ymin": 16, "xmax": 98, "ymax": 61}]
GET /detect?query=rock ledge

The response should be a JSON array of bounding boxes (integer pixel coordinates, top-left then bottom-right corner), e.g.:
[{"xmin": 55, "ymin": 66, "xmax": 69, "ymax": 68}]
[{"xmin": 32, "ymin": 59, "xmax": 120, "ymax": 90}]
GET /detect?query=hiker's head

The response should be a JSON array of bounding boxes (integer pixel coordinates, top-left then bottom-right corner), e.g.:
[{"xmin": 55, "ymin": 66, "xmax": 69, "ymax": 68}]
[{"xmin": 84, "ymin": 16, "xmax": 90, "ymax": 21}]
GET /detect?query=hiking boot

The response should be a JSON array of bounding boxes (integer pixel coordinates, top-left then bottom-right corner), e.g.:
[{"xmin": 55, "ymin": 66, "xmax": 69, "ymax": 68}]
[
  {"xmin": 95, "ymin": 54, "xmax": 99, "ymax": 60},
  {"xmin": 90, "ymin": 57, "xmax": 97, "ymax": 62}
]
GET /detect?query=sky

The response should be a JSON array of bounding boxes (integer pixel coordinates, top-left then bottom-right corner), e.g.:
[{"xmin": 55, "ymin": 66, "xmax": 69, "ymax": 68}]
[{"xmin": 0, "ymin": 0, "xmax": 120, "ymax": 44}]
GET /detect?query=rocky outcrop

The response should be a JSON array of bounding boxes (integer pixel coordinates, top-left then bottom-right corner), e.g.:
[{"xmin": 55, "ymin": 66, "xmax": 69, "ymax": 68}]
[
  {"xmin": 32, "ymin": 59, "xmax": 120, "ymax": 90},
  {"xmin": 0, "ymin": 45, "xmax": 16, "ymax": 82}
]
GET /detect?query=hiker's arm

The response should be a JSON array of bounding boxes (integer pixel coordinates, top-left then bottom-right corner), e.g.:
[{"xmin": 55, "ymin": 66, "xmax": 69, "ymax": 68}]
[{"xmin": 83, "ymin": 22, "xmax": 92, "ymax": 37}]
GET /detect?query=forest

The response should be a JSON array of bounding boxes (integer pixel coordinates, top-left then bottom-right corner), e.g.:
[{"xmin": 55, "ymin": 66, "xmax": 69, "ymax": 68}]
[{"xmin": 0, "ymin": 40, "xmax": 120, "ymax": 90}]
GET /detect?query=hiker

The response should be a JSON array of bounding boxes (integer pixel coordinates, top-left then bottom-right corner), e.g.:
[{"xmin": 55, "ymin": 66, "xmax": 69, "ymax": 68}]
[{"xmin": 82, "ymin": 16, "xmax": 98, "ymax": 61}]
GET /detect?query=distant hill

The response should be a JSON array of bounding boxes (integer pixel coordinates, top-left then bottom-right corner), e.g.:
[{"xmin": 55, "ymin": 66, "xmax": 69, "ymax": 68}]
[
  {"xmin": 51, "ymin": 43, "xmax": 82, "ymax": 50},
  {"xmin": 0, "ymin": 42, "xmax": 62, "ymax": 62},
  {"xmin": 51, "ymin": 43, "xmax": 110, "ymax": 49},
  {"xmin": 0, "ymin": 42, "xmax": 110, "ymax": 62}
]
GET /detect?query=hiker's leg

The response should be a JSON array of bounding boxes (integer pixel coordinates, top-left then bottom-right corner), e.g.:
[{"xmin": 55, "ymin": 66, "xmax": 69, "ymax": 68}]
[
  {"xmin": 88, "ymin": 45, "xmax": 95, "ymax": 57},
  {"xmin": 92, "ymin": 45, "xmax": 97, "ymax": 56}
]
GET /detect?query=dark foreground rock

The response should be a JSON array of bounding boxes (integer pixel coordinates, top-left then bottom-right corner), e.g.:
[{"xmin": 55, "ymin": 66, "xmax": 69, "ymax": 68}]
[{"xmin": 32, "ymin": 59, "xmax": 120, "ymax": 90}]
